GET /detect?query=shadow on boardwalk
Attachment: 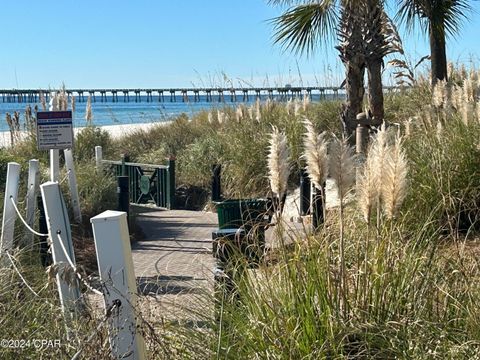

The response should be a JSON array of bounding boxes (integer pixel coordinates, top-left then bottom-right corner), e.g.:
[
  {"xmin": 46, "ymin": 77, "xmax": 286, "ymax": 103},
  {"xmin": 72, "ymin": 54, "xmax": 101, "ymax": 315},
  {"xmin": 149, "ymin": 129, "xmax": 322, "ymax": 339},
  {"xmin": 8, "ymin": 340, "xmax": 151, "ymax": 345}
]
[{"xmin": 131, "ymin": 208, "xmax": 218, "ymax": 282}]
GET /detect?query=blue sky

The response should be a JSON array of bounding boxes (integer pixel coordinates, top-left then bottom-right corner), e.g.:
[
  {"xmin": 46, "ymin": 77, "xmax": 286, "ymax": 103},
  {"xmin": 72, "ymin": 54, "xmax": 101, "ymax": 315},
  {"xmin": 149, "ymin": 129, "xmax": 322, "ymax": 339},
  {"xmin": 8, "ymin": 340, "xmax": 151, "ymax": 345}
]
[{"xmin": 1, "ymin": 0, "xmax": 479, "ymax": 89}]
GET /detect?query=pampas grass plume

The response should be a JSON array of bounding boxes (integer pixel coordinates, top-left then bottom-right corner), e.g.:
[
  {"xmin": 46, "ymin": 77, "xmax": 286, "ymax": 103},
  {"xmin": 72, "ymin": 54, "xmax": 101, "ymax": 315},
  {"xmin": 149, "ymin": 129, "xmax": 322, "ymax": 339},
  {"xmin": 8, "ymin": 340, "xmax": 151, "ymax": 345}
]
[
  {"xmin": 235, "ymin": 106, "xmax": 243, "ymax": 122},
  {"xmin": 382, "ymin": 135, "xmax": 408, "ymax": 219},
  {"xmin": 255, "ymin": 99, "xmax": 261, "ymax": 122},
  {"xmin": 302, "ymin": 94, "xmax": 310, "ymax": 112},
  {"xmin": 85, "ymin": 96, "xmax": 93, "ymax": 123},
  {"xmin": 432, "ymin": 80, "xmax": 446, "ymax": 108},
  {"xmin": 39, "ymin": 92, "xmax": 47, "ymax": 111},
  {"xmin": 268, "ymin": 127, "xmax": 290, "ymax": 198},
  {"xmin": 357, "ymin": 148, "xmax": 378, "ymax": 224},
  {"xmin": 49, "ymin": 92, "xmax": 59, "ymax": 111},
  {"xmin": 329, "ymin": 135, "xmax": 355, "ymax": 201},
  {"xmin": 302, "ymin": 118, "xmax": 328, "ymax": 190},
  {"xmin": 217, "ymin": 110, "xmax": 224, "ymax": 124}
]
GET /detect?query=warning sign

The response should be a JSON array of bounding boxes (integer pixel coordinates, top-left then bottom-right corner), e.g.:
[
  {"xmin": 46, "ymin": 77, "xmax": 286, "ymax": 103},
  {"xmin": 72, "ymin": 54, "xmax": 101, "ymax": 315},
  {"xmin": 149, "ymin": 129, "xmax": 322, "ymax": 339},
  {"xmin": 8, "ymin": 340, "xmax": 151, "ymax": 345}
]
[{"xmin": 36, "ymin": 111, "xmax": 74, "ymax": 150}]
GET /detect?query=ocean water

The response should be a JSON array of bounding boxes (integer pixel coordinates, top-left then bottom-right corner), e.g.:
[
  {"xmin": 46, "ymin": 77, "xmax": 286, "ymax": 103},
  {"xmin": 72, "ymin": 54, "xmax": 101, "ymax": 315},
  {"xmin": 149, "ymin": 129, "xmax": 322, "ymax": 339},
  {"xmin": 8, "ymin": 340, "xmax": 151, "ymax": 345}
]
[{"xmin": 0, "ymin": 94, "xmax": 341, "ymax": 132}]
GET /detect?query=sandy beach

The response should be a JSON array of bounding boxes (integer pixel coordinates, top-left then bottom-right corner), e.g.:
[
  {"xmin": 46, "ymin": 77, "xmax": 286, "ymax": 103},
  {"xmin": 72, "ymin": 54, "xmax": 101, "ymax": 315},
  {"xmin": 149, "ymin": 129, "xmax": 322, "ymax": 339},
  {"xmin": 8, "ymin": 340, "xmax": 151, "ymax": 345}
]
[{"xmin": 0, "ymin": 122, "xmax": 163, "ymax": 149}]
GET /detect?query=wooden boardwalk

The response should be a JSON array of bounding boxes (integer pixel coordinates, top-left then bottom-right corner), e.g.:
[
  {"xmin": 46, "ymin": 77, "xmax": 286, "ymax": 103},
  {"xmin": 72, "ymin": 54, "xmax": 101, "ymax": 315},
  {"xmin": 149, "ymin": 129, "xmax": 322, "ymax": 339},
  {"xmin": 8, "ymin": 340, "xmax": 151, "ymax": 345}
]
[{"xmin": 131, "ymin": 209, "xmax": 218, "ymax": 297}]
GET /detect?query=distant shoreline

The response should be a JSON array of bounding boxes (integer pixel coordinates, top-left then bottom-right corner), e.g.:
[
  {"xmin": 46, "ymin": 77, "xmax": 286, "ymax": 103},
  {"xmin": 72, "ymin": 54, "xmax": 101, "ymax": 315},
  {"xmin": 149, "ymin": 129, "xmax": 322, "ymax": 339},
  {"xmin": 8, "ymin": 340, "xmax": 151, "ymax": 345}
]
[{"xmin": 0, "ymin": 122, "xmax": 164, "ymax": 148}]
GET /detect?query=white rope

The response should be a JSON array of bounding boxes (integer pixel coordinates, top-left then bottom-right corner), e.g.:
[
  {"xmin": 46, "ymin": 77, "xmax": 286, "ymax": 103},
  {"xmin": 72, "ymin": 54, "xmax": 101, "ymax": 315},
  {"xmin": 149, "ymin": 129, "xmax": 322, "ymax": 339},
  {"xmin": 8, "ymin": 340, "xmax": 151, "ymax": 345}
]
[
  {"xmin": 56, "ymin": 232, "xmax": 103, "ymax": 296},
  {"xmin": 9, "ymin": 196, "xmax": 48, "ymax": 237},
  {"xmin": 5, "ymin": 250, "xmax": 41, "ymax": 298}
]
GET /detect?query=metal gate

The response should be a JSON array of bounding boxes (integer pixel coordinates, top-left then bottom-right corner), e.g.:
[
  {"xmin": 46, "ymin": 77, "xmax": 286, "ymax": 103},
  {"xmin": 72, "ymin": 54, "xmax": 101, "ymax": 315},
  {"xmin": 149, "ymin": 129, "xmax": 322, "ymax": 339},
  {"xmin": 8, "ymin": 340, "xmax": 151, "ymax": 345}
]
[{"xmin": 103, "ymin": 158, "xmax": 175, "ymax": 209}]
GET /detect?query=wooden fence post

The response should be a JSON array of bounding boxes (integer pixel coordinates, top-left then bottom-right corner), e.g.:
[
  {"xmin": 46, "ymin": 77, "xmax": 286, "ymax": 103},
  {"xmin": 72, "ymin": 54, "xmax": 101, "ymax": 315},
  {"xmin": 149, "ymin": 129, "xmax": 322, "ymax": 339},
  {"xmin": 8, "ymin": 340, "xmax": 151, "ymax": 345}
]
[
  {"xmin": 64, "ymin": 149, "xmax": 82, "ymax": 223},
  {"xmin": 95, "ymin": 146, "xmax": 103, "ymax": 171},
  {"xmin": 1, "ymin": 162, "xmax": 21, "ymax": 257},
  {"xmin": 24, "ymin": 159, "xmax": 40, "ymax": 246},
  {"xmin": 91, "ymin": 210, "xmax": 146, "ymax": 360},
  {"xmin": 40, "ymin": 181, "xmax": 81, "ymax": 318},
  {"xmin": 50, "ymin": 149, "xmax": 60, "ymax": 182}
]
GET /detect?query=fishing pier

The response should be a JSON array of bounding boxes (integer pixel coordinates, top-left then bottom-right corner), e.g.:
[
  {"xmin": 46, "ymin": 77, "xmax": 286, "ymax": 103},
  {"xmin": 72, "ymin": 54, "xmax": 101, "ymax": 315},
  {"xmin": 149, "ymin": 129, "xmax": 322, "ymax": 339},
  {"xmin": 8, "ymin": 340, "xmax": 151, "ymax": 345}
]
[{"xmin": 0, "ymin": 86, "xmax": 359, "ymax": 103}]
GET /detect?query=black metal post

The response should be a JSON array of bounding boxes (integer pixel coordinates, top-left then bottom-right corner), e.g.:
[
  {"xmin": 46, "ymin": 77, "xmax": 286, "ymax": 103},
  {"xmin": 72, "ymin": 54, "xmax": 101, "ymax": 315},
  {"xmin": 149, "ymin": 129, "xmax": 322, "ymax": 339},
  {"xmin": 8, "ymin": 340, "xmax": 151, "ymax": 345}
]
[
  {"xmin": 121, "ymin": 154, "xmax": 130, "ymax": 176},
  {"xmin": 212, "ymin": 164, "xmax": 222, "ymax": 202},
  {"xmin": 37, "ymin": 195, "xmax": 51, "ymax": 267},
  {"xmin": 299, "ymin": 168, "xmax": 311, "ymax": 216},
  {"xmin": 117, "ymin": 176, "xmax": 130, "ymax": 222},
  {"xmin": 312, "ymin": 185, "xmax": 324, "ymax": 231},
  {"xmin": 167, "ymin": 156, "xmax": 176, "ymax": 210}
]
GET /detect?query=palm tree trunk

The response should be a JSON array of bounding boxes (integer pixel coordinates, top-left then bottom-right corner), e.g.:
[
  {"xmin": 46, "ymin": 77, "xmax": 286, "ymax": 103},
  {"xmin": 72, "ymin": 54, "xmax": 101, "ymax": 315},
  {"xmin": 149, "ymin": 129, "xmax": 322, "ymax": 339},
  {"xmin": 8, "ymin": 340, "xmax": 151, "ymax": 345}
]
[
  {"xmin": 366, "ymin": 58, "xmax": 384, "ymax": 124},
  {"xmin": 429, "ymin": 23, "xmax": 448, "ymax": 85},
  {"xmin": 342, "ymin": 56, "xmax": 365, "ymax": 139}
]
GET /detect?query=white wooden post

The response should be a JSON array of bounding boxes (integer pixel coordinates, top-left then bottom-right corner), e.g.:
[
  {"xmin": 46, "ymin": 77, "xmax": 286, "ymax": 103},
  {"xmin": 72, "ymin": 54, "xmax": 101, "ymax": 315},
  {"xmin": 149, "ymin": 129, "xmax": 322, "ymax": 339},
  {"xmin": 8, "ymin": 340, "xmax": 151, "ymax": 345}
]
[
  {"xmin": 40, "ymin": 181, "xmax": 81, "ymax": 318},
  {"xmin": 95, "ymin": 145, "xmax": 103, "ymax": 171},
  {"xmin": 91, "ymin": 210, "xmax": 146, "ymax": 360},
  {"xmin": 1, "ymin": 162, "xmax": 21, "ymax": 257},
  {"xmin": 50, "ymin": 149, "xmax": 60, "ymax": 182},
  {"xmin": 64, "ymin": 149, "xmax": 82, "ymax": 223},
  {"xmin": 24, "ymin": 159, "xmax": 40, "ymax": 246}
]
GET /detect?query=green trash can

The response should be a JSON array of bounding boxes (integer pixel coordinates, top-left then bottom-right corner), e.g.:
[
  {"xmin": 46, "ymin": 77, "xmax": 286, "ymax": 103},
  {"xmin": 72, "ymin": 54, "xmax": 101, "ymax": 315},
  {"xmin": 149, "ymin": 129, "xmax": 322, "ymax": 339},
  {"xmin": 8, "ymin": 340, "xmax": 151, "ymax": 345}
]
[{"xmin": 216, "ymin": 199, "xmax": 270, "ymax": 230}]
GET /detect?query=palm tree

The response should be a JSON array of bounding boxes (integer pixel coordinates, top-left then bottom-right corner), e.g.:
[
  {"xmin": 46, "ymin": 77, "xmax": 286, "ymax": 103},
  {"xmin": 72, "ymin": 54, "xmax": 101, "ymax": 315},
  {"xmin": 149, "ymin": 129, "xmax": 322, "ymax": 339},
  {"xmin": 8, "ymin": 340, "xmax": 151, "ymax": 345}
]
[
  {"xmin": 270, "ymin": 0, "xmax": 402, "ymax": 136},
  {"xmin": 363, "ymin": 0, "xmax": 403, "ymax": 122},
  {"xmin": 396, "ymin": 0, "xmax": 472, "ymax": 85}
]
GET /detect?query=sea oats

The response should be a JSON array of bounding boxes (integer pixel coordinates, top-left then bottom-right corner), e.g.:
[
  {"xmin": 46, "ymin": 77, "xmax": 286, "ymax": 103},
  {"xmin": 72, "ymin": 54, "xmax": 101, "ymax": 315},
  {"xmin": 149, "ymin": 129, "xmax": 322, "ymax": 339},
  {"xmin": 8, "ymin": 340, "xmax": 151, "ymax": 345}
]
[
  {"xmin": 382, "ymin": 136, "xmax": 408, "ymax": 219},
  {"xmin": 268, "ymin": 127, "xmax": 290, "ymax": 198},
  {"xmin": 302, "ymin": 119, "xmax": 328, "ymax": 190},
  {"xmin": 71, "ymin": 95, "xmax": 76, "ymax": 113}
]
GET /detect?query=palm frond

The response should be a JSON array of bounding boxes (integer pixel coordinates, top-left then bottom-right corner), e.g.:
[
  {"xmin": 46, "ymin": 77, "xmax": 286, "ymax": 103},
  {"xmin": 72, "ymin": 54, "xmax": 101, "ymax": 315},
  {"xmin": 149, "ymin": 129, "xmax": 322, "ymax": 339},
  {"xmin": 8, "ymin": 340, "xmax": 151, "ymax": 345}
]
[
  {"xmin": 270, "ymin": 1, "xmax": 338, "ymax": 55},
  {"xmin": 396, "ymin": 0, "xmax": 472, "ymax": 38}
]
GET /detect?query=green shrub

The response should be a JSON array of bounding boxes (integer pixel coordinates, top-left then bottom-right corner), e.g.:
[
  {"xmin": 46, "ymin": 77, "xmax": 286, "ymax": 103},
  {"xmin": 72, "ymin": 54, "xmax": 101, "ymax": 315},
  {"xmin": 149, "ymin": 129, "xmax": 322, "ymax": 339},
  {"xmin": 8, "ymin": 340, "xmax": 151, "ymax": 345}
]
[
  {"xmin": 177, "ymin": 134, "xmax": 224, "ymax": 187},
  {"xmin": 73, "ymin": 162, "xmax": 117, "ymax": 221},
  {"xmin": 74, "ymin": 126, "xmax": 113, "ymax": 162}
]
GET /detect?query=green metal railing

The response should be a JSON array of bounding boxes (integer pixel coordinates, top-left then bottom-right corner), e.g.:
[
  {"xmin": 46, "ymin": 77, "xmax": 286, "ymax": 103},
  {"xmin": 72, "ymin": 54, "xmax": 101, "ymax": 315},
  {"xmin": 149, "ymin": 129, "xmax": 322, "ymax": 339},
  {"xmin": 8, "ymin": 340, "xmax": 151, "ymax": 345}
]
[{"xmin": 102, "ymin": 157, "xmax": 176, "ymax": 209}]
